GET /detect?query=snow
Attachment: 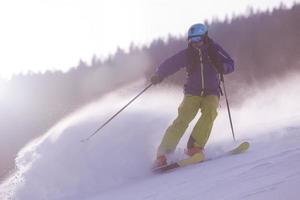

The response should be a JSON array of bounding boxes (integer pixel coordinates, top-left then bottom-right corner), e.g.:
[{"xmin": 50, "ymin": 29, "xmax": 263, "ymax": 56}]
[{"xmin": 1, "ymin": 74, "xmax": 300, "ymax": 200}]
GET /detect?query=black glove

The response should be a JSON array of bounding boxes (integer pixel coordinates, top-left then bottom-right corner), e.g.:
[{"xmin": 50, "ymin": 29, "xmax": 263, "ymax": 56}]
[{"xmin": 150, "ymin": 74, "xmax": 163, "ymax": 85}]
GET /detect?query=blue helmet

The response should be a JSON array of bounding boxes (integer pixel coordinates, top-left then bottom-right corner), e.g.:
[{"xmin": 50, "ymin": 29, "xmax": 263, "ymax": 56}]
[{"xmin": 188, "ymin": 23, "xmax": 208, "ymax": 42}]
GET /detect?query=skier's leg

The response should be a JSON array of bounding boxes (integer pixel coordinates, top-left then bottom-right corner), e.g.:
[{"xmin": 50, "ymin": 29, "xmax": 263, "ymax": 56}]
[
  {"xmin": 157, "ymin": 95, "xmax": 201, "ymax": 157},
  {"xmin": 189, "ymin": 95, "xmax": 219, "ymax": 149}
]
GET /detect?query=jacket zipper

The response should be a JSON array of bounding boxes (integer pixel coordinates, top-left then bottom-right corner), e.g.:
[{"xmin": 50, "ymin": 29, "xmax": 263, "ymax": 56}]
[{"xmin": 199, "ymin": 49, "xmax": 205, "ymax": 96}]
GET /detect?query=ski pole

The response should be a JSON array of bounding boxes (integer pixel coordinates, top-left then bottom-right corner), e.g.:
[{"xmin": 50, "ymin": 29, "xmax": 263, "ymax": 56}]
[
  {"xmin": 81, "ymin": 83, "xmax": 153, "ymax": 142},
  {"xmin": 220, "ymin": 74, "xmax": 236, "ymax": 141}
]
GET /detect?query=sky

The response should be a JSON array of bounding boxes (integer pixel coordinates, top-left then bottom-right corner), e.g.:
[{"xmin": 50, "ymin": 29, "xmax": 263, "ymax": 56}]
[{"xmin": 0, "ymin": 0, "xmax": 298, "ymax": 79}]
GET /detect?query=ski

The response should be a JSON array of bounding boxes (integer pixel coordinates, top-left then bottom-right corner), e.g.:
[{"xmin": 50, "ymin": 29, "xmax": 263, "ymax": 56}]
[{"xmin": 153, "ymin": 141, "xmax": 250, "ymax": 173}]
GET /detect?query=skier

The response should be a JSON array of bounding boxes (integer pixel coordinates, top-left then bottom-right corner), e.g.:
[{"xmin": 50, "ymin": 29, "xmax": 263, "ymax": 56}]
[{"xmin": 151, "ymin": 23, "xmax": 235, "ymax": 168}]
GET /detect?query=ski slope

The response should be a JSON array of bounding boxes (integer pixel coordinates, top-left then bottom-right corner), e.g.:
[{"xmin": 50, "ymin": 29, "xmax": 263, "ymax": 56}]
[{"xmin": 1, "ymin": 74, "xmax": 300, "ymax": 200}]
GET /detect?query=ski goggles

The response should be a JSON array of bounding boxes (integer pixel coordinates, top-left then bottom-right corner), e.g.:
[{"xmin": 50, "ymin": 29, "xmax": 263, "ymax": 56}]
[{"xmin": 189, "ymin": 35, "xmax": 204, "ymax": 43}]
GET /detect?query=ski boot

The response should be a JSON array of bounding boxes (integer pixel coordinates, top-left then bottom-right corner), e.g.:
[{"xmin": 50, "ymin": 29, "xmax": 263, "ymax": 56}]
[
  {"xmin": 185, "ymin": 146, "xmax": 204, "ymax": 156},
  {"xmin": 182, "ymin": 146, "xmax": 205, "ymax": 165},
  {"xmin": 153, "ymin": 155, "xmax": 167, "ymax": 169},
  {"xmin": 185, "ymin": 137, "xmax": 205, "ymax": 161}
]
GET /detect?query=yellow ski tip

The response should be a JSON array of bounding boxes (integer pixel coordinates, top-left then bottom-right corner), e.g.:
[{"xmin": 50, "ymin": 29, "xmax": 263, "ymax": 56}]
[{"xmin": 231, "ymin": 141, "xmax": 250, "ymax": 154}]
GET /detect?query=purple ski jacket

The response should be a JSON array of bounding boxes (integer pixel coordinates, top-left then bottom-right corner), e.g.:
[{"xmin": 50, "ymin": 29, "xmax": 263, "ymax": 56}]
[{"xmin": 155, "ymin": 40, "xmax": 234, "ymax": 97}]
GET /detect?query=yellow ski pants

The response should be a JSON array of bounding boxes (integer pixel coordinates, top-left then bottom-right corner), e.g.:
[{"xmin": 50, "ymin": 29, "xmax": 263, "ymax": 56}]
[{"xmin": 157, "ymin": 95, "xmax": 219, "ymax": 156}]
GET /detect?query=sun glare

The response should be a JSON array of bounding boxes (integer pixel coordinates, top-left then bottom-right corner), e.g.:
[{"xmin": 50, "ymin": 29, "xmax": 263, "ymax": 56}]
[{"xmin": 0, "ymin": 0, "xmax": 298, "ymax": 79}]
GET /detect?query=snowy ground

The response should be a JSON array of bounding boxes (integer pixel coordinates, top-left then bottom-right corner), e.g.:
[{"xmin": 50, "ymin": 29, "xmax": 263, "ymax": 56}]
[{"xmin": 1, "ymin": 73, "xmax": 300, "ymax": 200}]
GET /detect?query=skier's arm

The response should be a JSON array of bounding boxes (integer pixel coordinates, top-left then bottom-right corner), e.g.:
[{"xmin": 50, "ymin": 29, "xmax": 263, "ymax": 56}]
[
  {"xmin": 214, "ymin": 44, "xmax": 235, "ymax": 74},
  {"xmin": 155, "ymin": 50, "xmax": 187, "ymax": 80}
]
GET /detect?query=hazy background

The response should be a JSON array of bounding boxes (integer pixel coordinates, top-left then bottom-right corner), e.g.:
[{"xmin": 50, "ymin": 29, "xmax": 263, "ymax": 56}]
[
  {"xmin": 0, "ymin": 0, "xmax": 297, "ymax": 79},
  {"xmin": 1, "ymin": 0, "xmax": 300, "ymax": 182}
]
